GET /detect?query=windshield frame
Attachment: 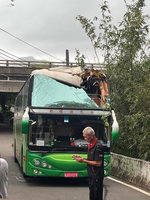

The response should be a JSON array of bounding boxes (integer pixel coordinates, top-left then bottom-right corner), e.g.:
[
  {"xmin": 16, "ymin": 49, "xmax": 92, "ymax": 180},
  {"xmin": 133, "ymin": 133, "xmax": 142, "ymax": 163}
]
[{"xmin": 28, "ymin": 113, "xmax": 110, "ymax": 153}]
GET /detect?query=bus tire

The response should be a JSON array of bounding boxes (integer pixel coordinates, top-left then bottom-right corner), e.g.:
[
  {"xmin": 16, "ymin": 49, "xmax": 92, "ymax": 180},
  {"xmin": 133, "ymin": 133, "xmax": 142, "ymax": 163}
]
[{"xmin": 14, "ymin": 140, "xmax": 17, "ymax": 163}]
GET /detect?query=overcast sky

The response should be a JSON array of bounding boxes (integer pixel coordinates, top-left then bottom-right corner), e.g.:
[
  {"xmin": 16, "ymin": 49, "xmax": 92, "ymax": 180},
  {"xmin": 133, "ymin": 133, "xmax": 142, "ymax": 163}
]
[{"xmin": 0, "ymin": 0, "xmax": 149, "ymax": 63}]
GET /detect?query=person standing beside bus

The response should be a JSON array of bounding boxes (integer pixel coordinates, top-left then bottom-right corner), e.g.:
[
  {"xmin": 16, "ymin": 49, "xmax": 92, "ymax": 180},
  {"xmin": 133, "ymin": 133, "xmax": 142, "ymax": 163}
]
[
  {"xmin": 75, "ymin": 126, "xmax": 104, "ymax": 200},
  {"xmin": 0, "ymin": 154, "xmax": 8, "ymax": 199}
]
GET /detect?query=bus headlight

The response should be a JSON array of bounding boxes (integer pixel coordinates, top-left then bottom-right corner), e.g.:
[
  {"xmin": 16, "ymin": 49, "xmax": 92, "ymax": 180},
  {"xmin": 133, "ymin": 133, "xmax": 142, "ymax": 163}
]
[
  {"xmin": 34, "ymin": 169, "xmax": 38, "ymax": 174},
  {"xmin": 34, "ymin": 159, "xmax": 40, "ymax": 166},
  {"xmin": 104, "ymin": 160, "xmax": 108, "ymax": 167},
  {"xmin": 42, "ymin": 162, "xmax": 47, "ymax": 168}
]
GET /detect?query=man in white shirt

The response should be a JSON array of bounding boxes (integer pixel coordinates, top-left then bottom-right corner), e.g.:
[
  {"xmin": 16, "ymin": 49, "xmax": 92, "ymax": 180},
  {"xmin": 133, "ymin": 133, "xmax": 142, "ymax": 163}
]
[{"xmin": 0, "ymin": 154, "xmax": 8, "ymax": 199}]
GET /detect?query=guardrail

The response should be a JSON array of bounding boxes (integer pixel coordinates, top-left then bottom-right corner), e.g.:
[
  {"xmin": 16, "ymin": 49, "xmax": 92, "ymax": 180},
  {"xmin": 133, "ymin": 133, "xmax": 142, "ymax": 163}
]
[
  {"xmin": 0, "ymin": 59, "xmax": 105, "ymax": 70},
  {"xmin": 111, "ymin": 153, "xmax": 150, "ymax": 192}
]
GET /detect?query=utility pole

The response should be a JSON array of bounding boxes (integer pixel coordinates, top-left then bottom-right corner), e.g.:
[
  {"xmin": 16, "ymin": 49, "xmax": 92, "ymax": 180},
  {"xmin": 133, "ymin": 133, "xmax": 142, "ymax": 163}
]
[{"xmin": 66, "ymin": 49, "xmax": 69, "ymax": 66}]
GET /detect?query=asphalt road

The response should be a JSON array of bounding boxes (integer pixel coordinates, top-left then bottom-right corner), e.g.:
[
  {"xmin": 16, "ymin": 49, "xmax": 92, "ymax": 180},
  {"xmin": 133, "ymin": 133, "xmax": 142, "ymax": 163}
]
[{"xmin": 0, "ymin": 123, "xmax": 150, "ymax": 200}]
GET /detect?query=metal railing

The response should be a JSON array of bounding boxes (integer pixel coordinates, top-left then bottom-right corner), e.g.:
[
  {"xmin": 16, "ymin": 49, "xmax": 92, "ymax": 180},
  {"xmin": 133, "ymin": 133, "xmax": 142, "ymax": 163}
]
[{"xmin": 0, "ymin": 59, "xmax": 105, "ymax": 70}]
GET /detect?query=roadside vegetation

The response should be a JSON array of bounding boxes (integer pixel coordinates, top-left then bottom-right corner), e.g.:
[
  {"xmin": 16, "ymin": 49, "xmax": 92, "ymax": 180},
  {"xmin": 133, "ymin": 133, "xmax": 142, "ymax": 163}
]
[{"xmin": 76, "ymin": 0, "xmax": 150, "ymax": 161}]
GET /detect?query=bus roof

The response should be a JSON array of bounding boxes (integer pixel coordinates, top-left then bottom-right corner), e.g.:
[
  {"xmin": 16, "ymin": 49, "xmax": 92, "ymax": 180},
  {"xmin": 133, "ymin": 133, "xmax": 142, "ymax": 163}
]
[{"xmin": 31, "ymin": 67, "xmax": 83, "ymax": 87}]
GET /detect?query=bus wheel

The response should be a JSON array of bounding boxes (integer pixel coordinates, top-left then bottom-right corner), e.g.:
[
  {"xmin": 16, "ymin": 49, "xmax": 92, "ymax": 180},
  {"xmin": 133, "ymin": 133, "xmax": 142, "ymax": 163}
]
[{"xmin": 14, "ymin": 140, "xmax": 17, "ymax": 163}]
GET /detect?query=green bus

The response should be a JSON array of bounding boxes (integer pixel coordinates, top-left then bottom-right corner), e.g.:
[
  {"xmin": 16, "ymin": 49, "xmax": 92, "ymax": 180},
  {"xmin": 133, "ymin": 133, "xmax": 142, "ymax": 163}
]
[{"xmin": 13, "ymin": 67, "xmax": 118, "ymax": 178}]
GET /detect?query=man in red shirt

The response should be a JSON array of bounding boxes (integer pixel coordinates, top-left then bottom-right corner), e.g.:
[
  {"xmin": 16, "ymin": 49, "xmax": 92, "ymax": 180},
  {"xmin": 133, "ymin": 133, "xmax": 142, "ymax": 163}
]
[{"xmin": 75, "ymin": 126, "xmax": 104, "ymax": 200}]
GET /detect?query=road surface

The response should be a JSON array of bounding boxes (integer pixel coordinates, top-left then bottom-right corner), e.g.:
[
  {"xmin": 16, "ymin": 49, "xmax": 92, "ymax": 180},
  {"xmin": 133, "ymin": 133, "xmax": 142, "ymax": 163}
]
[{"xmin": 0, "ymin": 123, "xmax": 150, "ymax": 200}]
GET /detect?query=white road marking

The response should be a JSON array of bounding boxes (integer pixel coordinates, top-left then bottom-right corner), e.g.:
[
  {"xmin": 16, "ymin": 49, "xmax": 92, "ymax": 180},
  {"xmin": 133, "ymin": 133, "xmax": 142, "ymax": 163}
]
[
  {"xmin": 107, "ymin": 176, "xmax": 150, "ymax": 197},
  {"xmin": 15, "ymin": 173, "xmax": 26, "ymax": 182},
  {"xmin": 15, "ymin": 176, "xmax": 25, "ymax": 182}
]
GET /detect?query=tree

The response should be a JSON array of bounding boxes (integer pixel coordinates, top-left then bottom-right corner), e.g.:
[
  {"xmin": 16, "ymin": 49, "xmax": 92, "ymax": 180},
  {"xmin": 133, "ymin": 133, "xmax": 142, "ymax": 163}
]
[
  {"xmin": 75, "ymin": 49, "xmax": 86, "ymax": 68},
  {"xmin": 77, "ymin": 0, "xmax": 150, "ymax": 160},
  {"xmin": 76, "ymin": 0, "xmax": 115, "ymax": 67},
  {"xmin": 108, "ymin": 0, "xmax": 150, "ymax": 160}
]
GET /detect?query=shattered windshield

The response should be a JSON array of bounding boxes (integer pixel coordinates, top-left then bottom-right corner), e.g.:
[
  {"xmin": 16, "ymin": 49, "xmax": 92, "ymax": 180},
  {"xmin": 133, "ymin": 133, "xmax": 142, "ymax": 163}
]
[{"xmin": 31, "ymin": 74, "xmax": 99, "ymax": 109}]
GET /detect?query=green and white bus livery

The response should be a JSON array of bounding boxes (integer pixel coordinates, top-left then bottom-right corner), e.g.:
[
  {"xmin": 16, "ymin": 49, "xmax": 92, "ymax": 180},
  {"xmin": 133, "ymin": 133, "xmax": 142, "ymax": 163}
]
[{"xmin": 13, "ymin": 67, "xmax": 119, "ymax": 178}]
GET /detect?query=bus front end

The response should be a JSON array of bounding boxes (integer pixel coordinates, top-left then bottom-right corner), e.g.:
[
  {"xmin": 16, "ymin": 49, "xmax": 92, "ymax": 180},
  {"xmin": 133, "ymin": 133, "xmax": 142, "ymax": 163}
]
[{"xmin": 22, "ymin": 108, "xmax": 111, "ymax": 178}]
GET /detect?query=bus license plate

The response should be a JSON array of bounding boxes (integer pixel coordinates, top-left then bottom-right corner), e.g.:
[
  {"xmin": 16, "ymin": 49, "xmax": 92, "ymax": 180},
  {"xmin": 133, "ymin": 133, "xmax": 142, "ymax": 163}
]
[{"xmin": 64, "ymin": 172, "xmax": 78, "ymax": 178}]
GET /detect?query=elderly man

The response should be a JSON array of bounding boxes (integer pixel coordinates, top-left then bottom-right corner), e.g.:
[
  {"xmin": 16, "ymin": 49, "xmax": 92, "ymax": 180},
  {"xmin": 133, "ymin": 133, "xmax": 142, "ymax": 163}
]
[
  {"xmin": 0, "ymin": 154, "xmax": 8, "ymax": 199},
  {"xmin": 75, "ymin": 126, "xmax": 104, "ymax": 200}
]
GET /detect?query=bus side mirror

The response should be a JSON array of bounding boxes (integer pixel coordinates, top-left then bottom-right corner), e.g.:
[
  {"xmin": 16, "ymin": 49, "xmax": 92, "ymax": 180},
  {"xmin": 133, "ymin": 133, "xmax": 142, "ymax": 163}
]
[
  {"xmin": 22, "ymin": 120, "xmax": 29, "ymax": 134},
  {"xmin": 112, "ymin": 130, "xmax": 119, "ymax": 142},
  {"xmin": 22, "ymin": 107, "xmax": 29, "ymax": 134},
  {"xmin": 111, "ymin": 110, "xmax": 119, "ymax": 142}
]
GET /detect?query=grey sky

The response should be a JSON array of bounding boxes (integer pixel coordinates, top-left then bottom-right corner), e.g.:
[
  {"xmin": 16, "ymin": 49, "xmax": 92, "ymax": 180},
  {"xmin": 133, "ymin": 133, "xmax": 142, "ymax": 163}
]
[{"xmin": 0, "ymin": 0, "xmax": 149, "ymax": 62}]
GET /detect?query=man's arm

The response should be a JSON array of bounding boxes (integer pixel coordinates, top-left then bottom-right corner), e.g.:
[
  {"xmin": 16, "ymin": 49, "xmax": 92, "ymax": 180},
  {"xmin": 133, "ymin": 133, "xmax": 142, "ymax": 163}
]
[{"xmin": 75, "ymin": 157, "xmax": 102, "ymax": 167}]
